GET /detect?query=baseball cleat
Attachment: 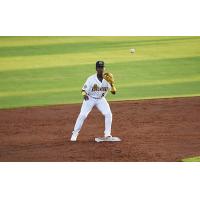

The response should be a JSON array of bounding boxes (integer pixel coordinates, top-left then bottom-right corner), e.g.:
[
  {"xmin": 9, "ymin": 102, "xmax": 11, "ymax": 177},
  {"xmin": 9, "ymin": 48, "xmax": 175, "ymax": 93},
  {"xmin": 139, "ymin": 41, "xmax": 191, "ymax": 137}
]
[
  {"xmin": 70, "ymin": 136, "xmax": 77, "ymax": 141},
  {"xmin": 70, "ymin": 132, "xmax": 78, "ymax": 141},
  {"xmin": 95, "ymin": 136, "xmax": 121, "ymax": 143}
]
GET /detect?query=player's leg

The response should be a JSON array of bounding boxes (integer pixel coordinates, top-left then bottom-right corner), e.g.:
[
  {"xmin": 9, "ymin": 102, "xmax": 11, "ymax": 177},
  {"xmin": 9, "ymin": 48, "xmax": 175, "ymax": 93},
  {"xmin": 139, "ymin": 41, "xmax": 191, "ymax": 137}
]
[
  {"xmin": 71, "ymin": 98, "xmax": 95, "ymax": 141},
  {"xmin": 96, "ymin": 98, "xmax": 112, "ymax": 137}
]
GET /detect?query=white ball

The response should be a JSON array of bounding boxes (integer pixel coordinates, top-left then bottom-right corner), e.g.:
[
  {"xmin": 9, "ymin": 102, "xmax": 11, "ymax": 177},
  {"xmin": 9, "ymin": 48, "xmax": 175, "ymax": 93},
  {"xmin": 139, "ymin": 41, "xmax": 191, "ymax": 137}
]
[{"xmin": 130, "ymin": 48, "xmax": 136, "ymax": 54}]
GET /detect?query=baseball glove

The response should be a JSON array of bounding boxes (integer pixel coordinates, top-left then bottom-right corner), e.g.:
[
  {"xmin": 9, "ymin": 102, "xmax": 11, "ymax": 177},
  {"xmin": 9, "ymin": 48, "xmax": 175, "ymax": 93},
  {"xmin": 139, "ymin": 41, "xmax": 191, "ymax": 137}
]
[{"xmin": 103, "ymin": 72, "xmax": 114, "ymax": 85}]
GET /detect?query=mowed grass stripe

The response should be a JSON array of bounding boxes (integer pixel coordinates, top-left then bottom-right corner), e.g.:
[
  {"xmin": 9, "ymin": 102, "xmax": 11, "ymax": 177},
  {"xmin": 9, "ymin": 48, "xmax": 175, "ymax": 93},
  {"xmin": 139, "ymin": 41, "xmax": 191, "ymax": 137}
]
[
  {"xmin": 0, "ymin": 90, "xmax": 81, "ymax": 109},
  {"xmin": 0, "ymin": 36, "xmax": 196, "ymax": 48},
  {"xmin": 1, "ymin": 76, "xmax": 200, "ymax": 98}
]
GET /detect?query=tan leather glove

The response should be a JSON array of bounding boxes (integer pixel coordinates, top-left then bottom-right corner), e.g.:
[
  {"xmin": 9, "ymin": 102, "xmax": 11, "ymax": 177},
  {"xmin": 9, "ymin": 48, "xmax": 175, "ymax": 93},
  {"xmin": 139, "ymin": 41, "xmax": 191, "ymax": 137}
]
[{"xmin": 103, "ymin": 72, "xmax": 116, "ymax": 94}]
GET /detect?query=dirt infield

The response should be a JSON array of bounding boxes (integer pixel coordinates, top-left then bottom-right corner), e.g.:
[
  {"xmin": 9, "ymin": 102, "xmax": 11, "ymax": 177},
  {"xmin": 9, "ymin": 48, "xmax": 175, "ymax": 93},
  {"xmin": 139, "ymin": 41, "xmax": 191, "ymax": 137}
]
[{"xmin": 0, "ymin": 97, "xmax": 200, "ymax": 161}]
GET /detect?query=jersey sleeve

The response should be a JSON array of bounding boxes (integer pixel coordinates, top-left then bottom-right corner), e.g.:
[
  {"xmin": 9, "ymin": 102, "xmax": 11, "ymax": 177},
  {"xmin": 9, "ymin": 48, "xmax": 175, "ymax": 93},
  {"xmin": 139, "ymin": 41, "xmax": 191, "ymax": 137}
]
[
  {"xmin": 107, "ymin": 82, "xmax": 112, "ymax": 90},
  {"xmin": 82, "ymin": 77, "xmax": 91, "ymax": 93}
]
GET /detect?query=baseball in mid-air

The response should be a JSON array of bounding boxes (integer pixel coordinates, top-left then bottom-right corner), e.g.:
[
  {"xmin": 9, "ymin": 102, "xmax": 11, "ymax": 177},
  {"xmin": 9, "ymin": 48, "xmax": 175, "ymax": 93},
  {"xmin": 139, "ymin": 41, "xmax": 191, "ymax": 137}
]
[{"xmin": 130, "ymin": 48, "xmax": 136, "ymax": 54}]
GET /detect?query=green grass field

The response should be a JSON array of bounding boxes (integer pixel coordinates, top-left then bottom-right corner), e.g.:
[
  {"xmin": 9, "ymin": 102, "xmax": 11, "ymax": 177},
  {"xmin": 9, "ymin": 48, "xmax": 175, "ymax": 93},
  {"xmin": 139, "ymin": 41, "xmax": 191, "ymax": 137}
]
[
  {"xmin": 182, "ymin": 156, "xmax": 200, "ymax": 162},
  {"xmin": 0, "ymin": 36, "xmax": 200, "ymax": 109}
]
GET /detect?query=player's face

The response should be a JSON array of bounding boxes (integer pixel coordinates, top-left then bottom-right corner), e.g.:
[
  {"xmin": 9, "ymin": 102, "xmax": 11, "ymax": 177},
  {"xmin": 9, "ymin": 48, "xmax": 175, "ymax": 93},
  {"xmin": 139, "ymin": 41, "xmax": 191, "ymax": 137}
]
[{"xmin": 96, "ymin": 67, "xmax": 104, "ymax": 75}]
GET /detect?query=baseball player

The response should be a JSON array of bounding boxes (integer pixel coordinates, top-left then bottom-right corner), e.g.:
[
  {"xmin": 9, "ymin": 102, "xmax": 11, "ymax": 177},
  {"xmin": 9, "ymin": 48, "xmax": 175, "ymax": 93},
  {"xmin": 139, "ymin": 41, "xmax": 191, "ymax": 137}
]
[{"xmin": 70, "ymin": 61, "xmax": 120, "ymax": 142}]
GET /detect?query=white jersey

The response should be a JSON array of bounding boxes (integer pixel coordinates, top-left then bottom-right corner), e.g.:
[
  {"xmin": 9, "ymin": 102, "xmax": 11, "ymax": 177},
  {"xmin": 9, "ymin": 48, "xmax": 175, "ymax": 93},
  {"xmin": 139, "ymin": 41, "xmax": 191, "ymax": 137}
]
[{"xmin": 82, "ymin": 74, "xmax": 112, "ymax": 99}]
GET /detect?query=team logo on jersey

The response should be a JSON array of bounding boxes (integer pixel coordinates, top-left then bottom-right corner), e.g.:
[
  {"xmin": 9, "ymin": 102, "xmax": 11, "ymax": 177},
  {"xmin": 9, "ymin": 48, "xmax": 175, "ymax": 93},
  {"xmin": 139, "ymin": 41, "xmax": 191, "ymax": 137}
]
[{"xmin": 92, "ymin": 84, "xmax": 108, "ymax": 91}]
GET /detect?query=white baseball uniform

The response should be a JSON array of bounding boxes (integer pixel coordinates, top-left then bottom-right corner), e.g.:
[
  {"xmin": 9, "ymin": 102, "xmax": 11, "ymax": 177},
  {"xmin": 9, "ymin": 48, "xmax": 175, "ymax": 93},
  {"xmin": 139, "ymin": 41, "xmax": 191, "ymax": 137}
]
[{"xmin": 72, "ymin": 73, "xmax": 113, "ymax": 138}]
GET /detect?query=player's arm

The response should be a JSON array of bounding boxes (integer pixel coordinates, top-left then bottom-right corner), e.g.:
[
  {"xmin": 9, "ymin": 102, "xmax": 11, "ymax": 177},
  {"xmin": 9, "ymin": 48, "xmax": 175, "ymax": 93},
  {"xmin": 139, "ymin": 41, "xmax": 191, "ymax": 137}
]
[
  {"xmin": 81, "ymin": 77, "xmax": 90, "ymax": 101},
  {"xmin": 81, "ymin": 90, "xmax": 89, "ymax": 101}
]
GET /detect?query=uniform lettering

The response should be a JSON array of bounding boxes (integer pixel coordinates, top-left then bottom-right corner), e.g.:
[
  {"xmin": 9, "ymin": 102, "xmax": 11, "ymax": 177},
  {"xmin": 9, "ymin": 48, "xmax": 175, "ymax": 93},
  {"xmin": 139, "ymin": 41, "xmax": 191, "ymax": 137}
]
[{"xmin": 92, "ymin": 85, "xmax": 108, "ymax": 92}]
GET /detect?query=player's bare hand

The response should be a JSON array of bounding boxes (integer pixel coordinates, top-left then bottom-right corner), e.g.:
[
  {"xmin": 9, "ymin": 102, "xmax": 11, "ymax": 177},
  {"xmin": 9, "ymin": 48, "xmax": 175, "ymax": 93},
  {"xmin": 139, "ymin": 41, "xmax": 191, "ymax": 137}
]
[{"xmin": 84, "ymin": 95, "xmax": 89, "ymax": 101}]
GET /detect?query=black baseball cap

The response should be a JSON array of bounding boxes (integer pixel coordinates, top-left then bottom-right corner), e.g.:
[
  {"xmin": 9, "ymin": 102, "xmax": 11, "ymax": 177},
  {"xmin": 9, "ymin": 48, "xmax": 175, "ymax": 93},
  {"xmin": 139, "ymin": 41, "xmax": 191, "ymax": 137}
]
[{"xmin": 96, "ymin": 61, "xmax": 104, "ymax": 68}]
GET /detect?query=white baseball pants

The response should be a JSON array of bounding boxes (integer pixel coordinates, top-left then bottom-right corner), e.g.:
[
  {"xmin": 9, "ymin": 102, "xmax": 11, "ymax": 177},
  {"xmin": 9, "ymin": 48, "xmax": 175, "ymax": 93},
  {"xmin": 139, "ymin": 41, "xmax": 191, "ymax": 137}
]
[{"xmin": 72, "ymin": 96, "xmax": 112, "ymax": 137}]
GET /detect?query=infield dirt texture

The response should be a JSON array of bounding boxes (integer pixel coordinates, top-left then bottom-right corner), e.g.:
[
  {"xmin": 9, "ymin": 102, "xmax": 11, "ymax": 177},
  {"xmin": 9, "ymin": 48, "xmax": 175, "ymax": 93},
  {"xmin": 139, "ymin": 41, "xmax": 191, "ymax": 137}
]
[{"xmin": 0, "ymin": 36, "xmax": 200, "ymax": 161}]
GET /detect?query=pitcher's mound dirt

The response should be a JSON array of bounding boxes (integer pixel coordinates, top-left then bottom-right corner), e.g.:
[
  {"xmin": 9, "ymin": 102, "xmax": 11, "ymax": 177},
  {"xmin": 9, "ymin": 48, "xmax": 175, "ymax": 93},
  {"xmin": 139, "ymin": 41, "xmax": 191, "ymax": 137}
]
[{"xmin": 0, "ymin": 97, "xmax": 200, "ymax": 161}]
